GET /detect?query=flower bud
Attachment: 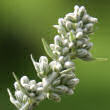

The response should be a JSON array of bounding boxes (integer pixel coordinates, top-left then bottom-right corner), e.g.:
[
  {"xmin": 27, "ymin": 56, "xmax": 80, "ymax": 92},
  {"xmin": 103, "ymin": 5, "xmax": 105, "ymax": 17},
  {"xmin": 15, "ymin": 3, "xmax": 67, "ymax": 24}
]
[
  {"xmin": 77, "ymin": 49, "xmax": 88, "ymax": 58},
  {"xmin": 58, "ymin": 18, "xmax": 64, "ymax": 26},
  {"xmin": 55, "ymin": 45, "xmax": 62, "ymax": 51},
  {"xmin": 52, "ymin": 79, "xmax": 61, "ymax": 86},
  {"xmin": 20, "ymin": 76, "xmax": 30, "ymax": 90},
  {"xmin": 39, "ymin": 56, "xmax": 49, "ymax": 76},
  {"xmin": 55, "ymin": 85, "xmax": 69, "ymax": 94},
  {"xmin": 22, "ymin": 84, "xmax": 30, "ymax": 90},
  {"xmin": 81, "ymin": 52, "xmax": 93, "ymax": 61},
  {"xmin": 36, "ymin": 82, "xmax": 43, "ymax": 87},
  {"xmin": 76, "ymin": 40, "xmax": 83, "ymax": 47},
  {"xmin": 88, "ymin": 17, "xmax": 98, "ymax": 23},
  {"xmin": 39, "ymin": 62, "xmax": 49, "ymax": 74},
  {"xmin": 64, "ymin": 61, "xmax": 75, "ymax": 69},
  {"xmin": 37, "ymin": 87, "xmax": 43, "ymax": 92},
  {"xmin": 58, "ymin": 56, "xmax": 64, "ymax": 64},
  {"xmin": 53, "ymin": 25, "xmax": 66, "ymax": 35},
  {"xmin": 39, "ymin": 56, "xmax": 48, "ymax": 63},
  {"xmin": 76, "ymin": 32, "xmax": 83, "ymax": 38},
  {"xmin": 85, "ymin": 23, "xmax": 93, "ymax": 29},
  {"xmin": 62, "ymin": 39, "xmax": 69, "ymax": 46},
  {"xmin": 66, "ymin": 21, "xmax": 73, "ymax": 31},
  {"xmin": 53, "ymin": 50, "xmax": 61, "ymax": 56},
  {"xmin": 67, "ymin": 78, "xmax": 79, "ymax": 87},
  {"xmin": 64, "ymin": 55, "xmax": 71, "ymax": 61},
  {"xmin": 20, "ymin": 76, "xmax": 29, "ymax": 84},
  {"xmin": 15, "ymin": 91, "xmax": 24, "ymax": 102},
  {"xmin": 83, "ymin": 42, "xmax": 93, "ymax": 50},
  {"xmin": 54, "ymin": 35, "xmax": 62, "ymax": 45},
  {"xmin": 20, "ymin": 76, "xmax": 30, "ymax": 89},
  {"xmin": 29, "ymin": 80, "xmax": 36, "ymax": 85},
  {"xmin": 23, "ymin": 95, "xmax": 28, "ymax": 103},
  {"xmin": 85, "ymin": 23, "xmax": 93, "ymax": 32},
  {"xmin": 62, "ymin": 47, "xmax": 69, "ymax": 55},
  {"xmin": 61, "ymin": 74, "xmax": 75, "ymax": 84},
  {"xmin": 29, "ymin": 93, "xmax": 35, "ymax": 97},
  {"xmin": 78, "ymin": 6, "xmax": 86, "ymax": 17},
  {"xmin": 83, "ymin": 28, "xmax": 88, "ymax": 33},
  {"xmin": 65, "ymin": 13, "xmax": 74, "ymax": 21},
  {"xmin": 66, "ymin": 89, "xmax": 74, "ymax": 95},
  {"xmin": 14, "ymin": 82, "xmax": 20, "ymax": 90},
  {"xmin": 73, "ymin": 78, "xmax": 79, "ymax": 85},
  {"xmin": 50, "ymin": 44, "xmax": 55, "ymax": 50},
  {"xmin": 68, "ymin": 42, "xmax": 74, "ymax": 49},
  {"xmin": 82, "ymin": 14, "xmax": 89, "ymax": 23},
  {"xmin": 77, "ymin": 21, "xmax": 83, "ymax": 28},
  {"xmin": 76, "ymin": 28, "xmax": 83, "ymax": 32},
  {"xmin": 49, "ymin": 93, "xmax": 61, "ymax": 102},
  {"xmin": 74, "ymin": 5, "xmax": 79, "ymax": 12},
  {"xmin": 30, "ymin": 84, "xmax": 36, "ymax": 91},
  {"xmin": 49, "ymin": 61, "xmax": 62, "ymax": 72},
  {"xmin": 36, "ymin": 94, "xmax": 45, "ymax": 102}
]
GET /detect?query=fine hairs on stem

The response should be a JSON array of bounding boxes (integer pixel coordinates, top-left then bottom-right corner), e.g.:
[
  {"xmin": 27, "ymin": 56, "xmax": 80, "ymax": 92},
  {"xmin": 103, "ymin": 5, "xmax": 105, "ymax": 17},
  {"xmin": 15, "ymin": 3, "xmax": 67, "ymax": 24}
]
[{"xmin": 7, "ymin": 5, "xmax": 98, "ymax": 110}]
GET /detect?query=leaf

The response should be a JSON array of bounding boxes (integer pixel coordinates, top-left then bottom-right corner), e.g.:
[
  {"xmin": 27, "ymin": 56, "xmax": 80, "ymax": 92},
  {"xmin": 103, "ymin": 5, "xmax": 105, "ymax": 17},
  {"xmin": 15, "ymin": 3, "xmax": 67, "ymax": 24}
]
[
  {"xmin": 42, "ymin": 38, "xmax": 57, "ymax": 59},
  {"xmin": 60, "ymin": 67, "xmax": 74, "ymax": 74},
  {"xmin": 79, "ymin": 57, "xmax": 108, "ymax": 62},
  {"xmin": 94, "ymin": 58, "xmax": 108, "ymax": 61},
  {"xmin": 69, "ymin": 31, "xmax": 75, "ymax": 42},
  {"xmin": 7, "ymin": 88, "xmax": 15, "ymax": 100}
]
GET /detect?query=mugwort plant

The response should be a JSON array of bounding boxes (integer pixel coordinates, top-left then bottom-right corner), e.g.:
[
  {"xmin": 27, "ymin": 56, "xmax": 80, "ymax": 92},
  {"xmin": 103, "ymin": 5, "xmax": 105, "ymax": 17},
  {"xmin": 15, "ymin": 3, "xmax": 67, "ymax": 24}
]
[{"xmin": 7, "ymin": 5, "xmax": 98, "ymax": 110}]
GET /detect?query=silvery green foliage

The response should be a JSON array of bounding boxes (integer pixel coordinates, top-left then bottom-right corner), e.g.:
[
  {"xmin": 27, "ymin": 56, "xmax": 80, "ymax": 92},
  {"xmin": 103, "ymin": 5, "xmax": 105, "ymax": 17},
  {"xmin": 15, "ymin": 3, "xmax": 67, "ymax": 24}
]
[{"xmin": 7, "ymin": 5, "xmax": 98, "ymax": 110}]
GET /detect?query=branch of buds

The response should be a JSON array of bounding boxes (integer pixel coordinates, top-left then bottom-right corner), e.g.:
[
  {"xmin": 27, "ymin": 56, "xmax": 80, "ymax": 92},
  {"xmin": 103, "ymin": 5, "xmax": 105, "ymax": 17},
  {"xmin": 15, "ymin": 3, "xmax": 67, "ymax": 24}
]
[{"xmin": 7, "ymin": 5, "xmax": 98, "ymax": 110}]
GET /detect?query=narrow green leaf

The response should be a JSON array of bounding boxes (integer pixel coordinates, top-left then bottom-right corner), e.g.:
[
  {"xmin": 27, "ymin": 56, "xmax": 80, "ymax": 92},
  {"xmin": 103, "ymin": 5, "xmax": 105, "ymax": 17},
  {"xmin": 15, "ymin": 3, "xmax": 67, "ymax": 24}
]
[
  {"xmin": 69, "ymin": 31, "xmax": 75, "ymax": 42},
  {"xmin": 60, "ymin": 67, "xmax": 74, "ymax": 74},
  {"xmin": 79, "ymin": 57, "xmax": 108, "ymax": 62},
  {"xmin": 42, "ymin": 38, "xmax": 57, "ymax": 59},
  {"xmin": 94, "ymin": 58, "xmax": 108, "ymax": 61},
  {"xmin": 7, "ymin": 88, "xmax": 14, "ymax": 99}
]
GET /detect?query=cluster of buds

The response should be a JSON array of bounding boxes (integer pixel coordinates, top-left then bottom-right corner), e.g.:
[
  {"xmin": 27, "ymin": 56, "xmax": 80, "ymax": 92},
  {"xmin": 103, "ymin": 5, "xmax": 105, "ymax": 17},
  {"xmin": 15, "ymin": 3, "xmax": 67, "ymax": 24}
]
[
  {"xmin": 7, "ymin": 75, "xmax": 46, "ymax": 110},
  {"xmin": 7, "ymin": 5, "xmax": 98, "ymax": 110},
  {"xmin": 53, "ymin": 5, "xmax": 97, "ymax": 60}
]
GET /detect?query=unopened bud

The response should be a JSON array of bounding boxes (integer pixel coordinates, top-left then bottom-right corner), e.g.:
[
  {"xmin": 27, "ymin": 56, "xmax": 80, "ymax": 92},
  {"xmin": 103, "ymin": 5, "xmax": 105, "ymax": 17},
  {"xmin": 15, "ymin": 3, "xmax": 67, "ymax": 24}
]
[
  {"xmin": 64, "ymin": 61, "xmax": 75, "ymax": 68},
  {"xmin": 23, "ymin": 95, "xmax": 28, "ymax": 103},
  {"xmin": 49, "ymin": 93, "xmax": 61, "ymax": 102},
  {"xmin": 77, "ymin": 49, "xmax": 88, "ymax": 58},
  {"xmin": 66, "ymin": 21, "xmax": 73, "ymax": 31},
  {"xmin": 62, "ymin": 47, "xmax": 69, "ymax": 55},
  {"xmin": 14, "ymin": 82, "xmax": 20, "ymax": 90},
  {"xmin": 58, "ymin": 18, "xmax": 64, "ymax": 26},
  {"xmin": 76, "ymin": 32, "xmax": 83, "ymax": 38},
  {"xmin": 20, "ymin": 76, "xmax": 29, "ymax": 84},
  {"xmin": 78, "ymin": 6, "xmax": 86, "ymax": 17},
  {"xmin": 66, "ymin": 89, "xmax": 74, "ymax": 95},
  {"xmin": 58, "ymin": 56, "xmax": 64, "ymax": 63},
  {"xmin": 55, "ymin": 85, "xmax": 69, "ymax": 94},
  {"xmin": 69, "ymin": 42, "xmax": 74, "ymax": 49},
  {"xmin": 54, "ymin": 35, "xmax": 62, "ymax": 45},
  {"xmin": 88, "ymin": 17, "xmax": 98, "ymax": 23},
  {"xmin": 15, "ymin": 91, "xmax": 24, "ymax": 102},
  {"xmin": 49, "ymin": 61, "xmax": 62, "ymax": 72}
]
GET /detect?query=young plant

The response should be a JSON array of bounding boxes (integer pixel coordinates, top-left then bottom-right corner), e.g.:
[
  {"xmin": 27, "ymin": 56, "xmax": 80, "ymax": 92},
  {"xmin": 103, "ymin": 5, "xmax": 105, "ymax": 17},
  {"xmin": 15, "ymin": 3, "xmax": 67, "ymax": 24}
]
[{"xmin": 7, "ymin": 5, "xmax": 98, "ymax": 110}]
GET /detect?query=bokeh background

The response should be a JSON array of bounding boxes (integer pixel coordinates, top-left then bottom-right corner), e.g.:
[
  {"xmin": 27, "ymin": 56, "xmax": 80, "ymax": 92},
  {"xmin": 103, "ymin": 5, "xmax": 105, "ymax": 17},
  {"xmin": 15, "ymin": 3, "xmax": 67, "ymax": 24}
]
[{"xmin": 0, "ymin": 0, "xmax": 110, "ymax": 110}]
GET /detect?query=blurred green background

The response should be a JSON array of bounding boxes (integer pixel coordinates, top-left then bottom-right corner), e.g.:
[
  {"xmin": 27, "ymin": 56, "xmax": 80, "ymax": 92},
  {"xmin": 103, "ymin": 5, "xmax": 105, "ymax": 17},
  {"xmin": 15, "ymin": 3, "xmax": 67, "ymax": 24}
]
[{"xmin": 0, "ymin": 0, "xmax": 110, "ymax": 110}]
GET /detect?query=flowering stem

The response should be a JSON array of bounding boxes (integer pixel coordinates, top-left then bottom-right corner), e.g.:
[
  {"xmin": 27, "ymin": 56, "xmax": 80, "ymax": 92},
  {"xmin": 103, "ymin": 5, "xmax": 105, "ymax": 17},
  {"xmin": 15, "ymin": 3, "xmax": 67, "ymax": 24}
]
[{"xmin": 7, "ymin": 5, "xmax": 98, "ymax": 110}]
